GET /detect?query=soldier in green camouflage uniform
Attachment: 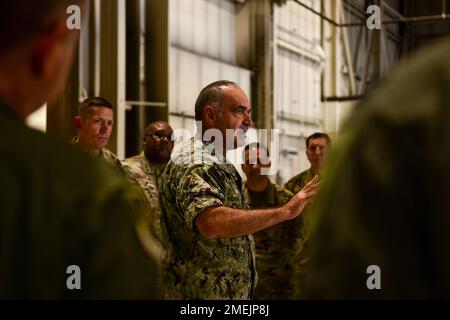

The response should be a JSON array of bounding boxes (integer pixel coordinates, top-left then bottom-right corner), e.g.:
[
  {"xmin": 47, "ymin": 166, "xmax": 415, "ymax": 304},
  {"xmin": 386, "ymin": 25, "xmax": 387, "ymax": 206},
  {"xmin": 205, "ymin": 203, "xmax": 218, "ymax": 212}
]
[
  {"xmin": 307, "ymin": 39, "xmax": 450, "ymax": 299},
  {"xmin": 241, "ymin": 143, "xmax": 295, "ymax": 299},
  {"xmin": 72, "ymin": 136, "xmax": 123, "ymax": 172},
  {"xmin": 122, "ymin": 121, "xmax": 175, "ymax": 260},
  {"xmin": 159, "ymin": 80, "xmax": 319, "ymax": 300},
  {"xmin": 72, "ymin": 97, "xmax": 124, "ymax": 173},
  {"xmin": 284, "ymin": 132, "xmax": 331, "ymax": 299},
  {"xmin": 99, "ymin": 148, "xmax": 124, "ymax": 172}
]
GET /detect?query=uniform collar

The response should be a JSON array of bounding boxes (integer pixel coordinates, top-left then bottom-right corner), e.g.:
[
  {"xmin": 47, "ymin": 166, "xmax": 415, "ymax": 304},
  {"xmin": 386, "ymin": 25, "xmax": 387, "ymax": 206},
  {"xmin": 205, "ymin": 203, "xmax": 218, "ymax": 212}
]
[
  {"xmin": 194, "ymin": 135, "xmax": 230, "ymax": 165},
  {"xmin": 71, "ymin": 136, "xmax": 103, "ymax": 157}
]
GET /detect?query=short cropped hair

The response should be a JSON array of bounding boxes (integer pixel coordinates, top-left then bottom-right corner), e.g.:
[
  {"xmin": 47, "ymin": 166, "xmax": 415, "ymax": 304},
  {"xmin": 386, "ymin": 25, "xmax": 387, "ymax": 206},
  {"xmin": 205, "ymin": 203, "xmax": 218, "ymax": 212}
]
[
  {"xmin": 194, "ymin": 80, "xmax": 238, "ymax": 121},
  {"xmin": 306, "ymin": 132, "xmax": 331, "ymax": 149},
  {"xmin": 79, "ymin": 97, "xmax": 113, "ymax": 118}
]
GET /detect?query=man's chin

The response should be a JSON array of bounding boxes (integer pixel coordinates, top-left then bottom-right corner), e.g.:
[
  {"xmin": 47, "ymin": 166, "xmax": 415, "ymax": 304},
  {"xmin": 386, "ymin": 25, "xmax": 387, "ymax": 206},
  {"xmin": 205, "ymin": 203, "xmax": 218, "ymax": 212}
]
[
  {"xmin": 159, "ymin": 150, "xmax": 172, "ymax": 160},
  {"xmin": 96, "ymin": 143, "xmax": 107, "ymax": 150}
]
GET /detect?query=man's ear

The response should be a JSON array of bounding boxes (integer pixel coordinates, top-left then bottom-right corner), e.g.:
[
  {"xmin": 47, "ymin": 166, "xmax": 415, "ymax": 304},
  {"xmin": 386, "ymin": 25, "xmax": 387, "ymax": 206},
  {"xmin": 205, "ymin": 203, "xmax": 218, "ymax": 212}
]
[
  {"xmin": 73, "ymin": 116, "xmax": 82, "ymax": 130},
  {"xmin": 203, "ymin": 105, "xmax": 216, "ymax": 128},
  {"xmin": 30, "ymin": 20, "xmax": 72, "ymax": 78}
]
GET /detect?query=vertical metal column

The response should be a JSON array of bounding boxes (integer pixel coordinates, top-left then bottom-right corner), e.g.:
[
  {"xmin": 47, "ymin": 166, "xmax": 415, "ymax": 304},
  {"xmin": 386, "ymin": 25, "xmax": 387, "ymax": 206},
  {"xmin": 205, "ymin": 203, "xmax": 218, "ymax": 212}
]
[
  {"xmin": 243, "ymin": 0, "xmax": 273, "ymax": 131},
  {"xmin": 125, "ymin": 0, "xmax": 143, "ymax": 156},
  {"xmin": 370, "ymin": 0, "xmax": 382, "ymax": 91},
  {"xmin": 144, "ymin": 0, "xmax": 169, "ymax": 124},
  {"xmin": 46, "ymin": 49, "xmax": 79, "ymax": 141},
  {"xmin": 321, "ymin": 0, "xmax": 343, "ymax": 135},
  {"xmin": 99, "ymin": 0, "xmax": 126, "ymax": 157}
]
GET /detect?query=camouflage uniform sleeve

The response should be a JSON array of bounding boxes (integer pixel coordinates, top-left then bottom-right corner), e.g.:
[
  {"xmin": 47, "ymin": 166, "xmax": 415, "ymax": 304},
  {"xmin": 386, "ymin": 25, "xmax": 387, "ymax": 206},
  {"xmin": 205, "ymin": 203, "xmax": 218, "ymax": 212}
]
[
  {"xmin": 284, "ymin": 176, "xmax": 297, "ymax": 194},
  {"xmin": 177, "ymin": 165, "xmax": 224, "ymax": 230},
  {"xmin": 276, "ymin": 185, "xmax": 294, "ymax": 205}
]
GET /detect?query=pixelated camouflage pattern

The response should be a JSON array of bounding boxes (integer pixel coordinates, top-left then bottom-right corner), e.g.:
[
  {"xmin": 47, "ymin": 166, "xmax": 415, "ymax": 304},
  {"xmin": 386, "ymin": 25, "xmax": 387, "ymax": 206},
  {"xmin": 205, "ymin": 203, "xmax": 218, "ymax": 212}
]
[
  {"xmin": 159, "ymin": 137, "xmax": 257, "ymax": 300},
  {"xmin": 99, "ymin": 148, "xmax": 125, "ymax": 173},
  {"xmin": 122, "ymin": 152, "xmax": 167, "ymax": 260},
  {"xmin": 242, "ymin": 181, "xmax": 296, "ymax": 299},
  {"xmin": 284, "ymin": 169, "xmax": 316, "ymax": 299}
]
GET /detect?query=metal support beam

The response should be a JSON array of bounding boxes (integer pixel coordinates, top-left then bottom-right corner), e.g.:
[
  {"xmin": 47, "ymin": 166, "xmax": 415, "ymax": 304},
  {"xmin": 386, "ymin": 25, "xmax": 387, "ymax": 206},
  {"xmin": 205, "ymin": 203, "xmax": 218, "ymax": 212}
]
[
  {"xmin": 126, "ymin": 0, "xmax": 142, "ymax": 104},
  {"xmin": 245, "ymin": 0, "xmax": 273, "ymax": 130},
  {"xmin": 47, "ymin": 1, "xmax": 97, "ymax": 139},
  {"xmin": 77, "ymin": 0, "xmax": 102, "ymax": 98},
  {"xmin": 321, "ymin": 0, "xmax": 343, "ymax": 134},
  {"xmin": 99, "ymin": 0, "xmax": 126, "ymax": 157},
  {"xmin": 293, "ymin": 0, "xmax": 339, "ymax": 27},
  {"xmin": 126, "ymin": 101, "xmax": 167, "ymax": 108},
  {"xmin": 360, "ymin": 30, "xmax": 372, "ymax": 95},
  {"xmin": 321, "ymin": 95, "xmax": 364, "ymax": 102},
  {"xmin": 169, "ymin": 112, "xmax": 195, "ymax": 120},
  {"xmin": 144, "ymin": 0, "xmax": 169, "ymax": 124},
  {"xmin": 340, "ymin": 4, "xmax": 356, "ymax": 95},
  {"xmin": 277, "ymin": 111, "xmax": 320, "ymax": 126},
  {"xmin": 276, "ymin": 39, "xmax": 323, "ymax": 64},
  {"xmin": 340, "ymin": 13, "xmax": 450, "ymax": 27},
  {"xmin": 125, "ymin": 0, "xmax": 144, "ymax": 156},
  {"xmin": 46, "ymin": 52, "xmax": 79, "ymax": 140}
]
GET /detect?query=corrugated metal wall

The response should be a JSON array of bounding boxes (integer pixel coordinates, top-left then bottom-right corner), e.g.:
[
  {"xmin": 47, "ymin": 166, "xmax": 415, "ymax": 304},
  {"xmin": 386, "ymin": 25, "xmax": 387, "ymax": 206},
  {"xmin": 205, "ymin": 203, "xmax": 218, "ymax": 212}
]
[
  {"xmin": 341, "ymin": 0, "xmax": 400, "ymax": 95},
  {"xmin": 273, "ymin": 0, "xmax": 323, "ymax": 183},
  {"xmin": 274, "ymin": 0, "xmax": 400, "ymax": 184},
  {"xmin": 168, "ymin": 0, "xmax": 251, "ymax": 139}
]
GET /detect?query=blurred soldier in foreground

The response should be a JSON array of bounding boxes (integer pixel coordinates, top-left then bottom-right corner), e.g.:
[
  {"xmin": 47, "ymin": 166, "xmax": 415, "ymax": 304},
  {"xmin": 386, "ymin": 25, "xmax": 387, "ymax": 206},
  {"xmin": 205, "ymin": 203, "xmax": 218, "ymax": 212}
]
[
  {"xmin": 241, "ymin": 143, "xmax": 295, "ymax": 299},
  {"xmin": 0, "ymin": 1, "xmax": 161, "ymax": 299},
  {"xmin": 284, "ymin": 132, "xmax": 331, "ymax": 298},
  {"xmin": 307, "ymin": 38, "xmax": 450, "ymax": 299}
]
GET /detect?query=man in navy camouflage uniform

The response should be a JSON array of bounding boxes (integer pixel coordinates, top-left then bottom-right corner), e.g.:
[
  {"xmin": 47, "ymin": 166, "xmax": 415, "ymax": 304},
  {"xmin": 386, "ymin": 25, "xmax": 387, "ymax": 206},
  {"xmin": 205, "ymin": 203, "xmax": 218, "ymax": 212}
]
[{"xmin": 159, "ymin": 80, "xmax": 319, "ymax": 299}]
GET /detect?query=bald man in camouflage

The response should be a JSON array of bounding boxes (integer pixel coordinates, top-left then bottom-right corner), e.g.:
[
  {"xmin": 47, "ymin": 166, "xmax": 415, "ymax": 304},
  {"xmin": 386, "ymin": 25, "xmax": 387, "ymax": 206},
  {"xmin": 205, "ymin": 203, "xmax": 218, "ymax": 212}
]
[
  {"xmin": 159, "ymin": 80, "xmax": 319, "ymax": 300},
  {"xmin": 0, "ymin": 0, "xmax": 161, "ymax": 299},
  {"xmin": 123, "ymin": 121, "xmax": 175, "ymax": 260}
]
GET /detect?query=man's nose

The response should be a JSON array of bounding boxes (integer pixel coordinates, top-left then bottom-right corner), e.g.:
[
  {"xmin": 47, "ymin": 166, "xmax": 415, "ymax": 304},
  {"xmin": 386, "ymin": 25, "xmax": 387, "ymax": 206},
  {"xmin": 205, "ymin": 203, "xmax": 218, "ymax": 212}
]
[
  {"xmin": 160, "ymin": 137, "xmax": 170, "ymax": 144},
  {"xmin": 243, "ymin": 112, "xmax": 252, "ymax": 126}
]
